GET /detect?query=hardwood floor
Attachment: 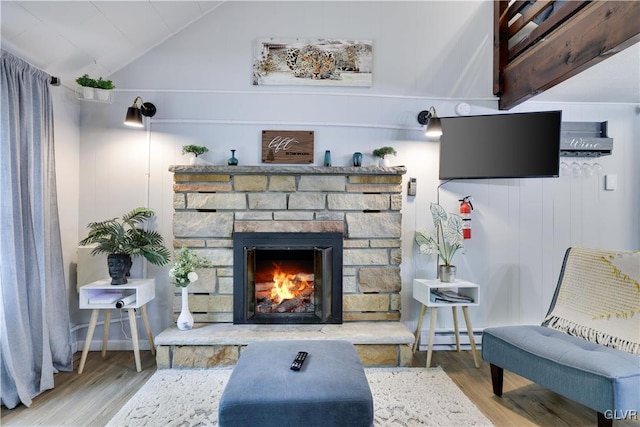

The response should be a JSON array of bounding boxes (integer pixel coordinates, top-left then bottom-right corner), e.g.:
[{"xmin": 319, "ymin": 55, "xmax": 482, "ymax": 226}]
[
  {"xmin": 2, "ymin": 349, "xmax": 639, "ymax": 426},
  {"xmin": 426, "ymin": 350, "xmax": 639, "ymax": 427},
  {"xmin": 1, "ymin": 351, "xmax": 157, "ymax": 426}
]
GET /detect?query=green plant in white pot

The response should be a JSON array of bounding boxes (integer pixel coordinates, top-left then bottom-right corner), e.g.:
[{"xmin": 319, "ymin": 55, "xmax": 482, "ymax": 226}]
[
  {"xmin": 415, "ymin": 202, "xmax": 464, "ymax": 282},
  {"xmin": 75, "ymin": 74, "xmax": 98, "ymax": 99},
  {"xmin": 79, "ymin": 207, "xmax": 170, "ymax": 285},
  {"xmin": 182, "ymin": 144, "xmax": 209, "ymax": 165},
  {"xmin": 373, "ymin": 146, "xmax": 396, "ymax": 167},
  {"xmin": 95, "ymin": 77, "xmax": 115, "ymax": 101}
]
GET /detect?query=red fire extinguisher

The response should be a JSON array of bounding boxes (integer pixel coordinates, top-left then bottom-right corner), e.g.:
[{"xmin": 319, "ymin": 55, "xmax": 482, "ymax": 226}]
[{"xmin": 459, "ymin": 196, "xmax": 473, "ymax": 239}]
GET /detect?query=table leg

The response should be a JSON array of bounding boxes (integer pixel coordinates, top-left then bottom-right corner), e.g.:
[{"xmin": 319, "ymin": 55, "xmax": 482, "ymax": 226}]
[
  {"xmin": 412, "ymin": 304, "xmax": 427, "ymax": 353},
  {"xmin": 141, "ymin": 305, "xmax": 155, "ymax": 356},
  {"xmin": 452, "ymin": 306, "xmax": 460, "ymax": 352},
  {"xmin": 101, "ymin": 310, "xmax": 111, "ymax": 358},
  {"xmin": 462, "ymin": 306, "xmax": 480, "ymax": 368},
  {"xmin": 127, "ymin": 308, "xmax": 142, "ymax": 372},
  {"xmin": 78, "ymin": 309, "xmax": 100, "ymax": 374},
  {"xmin": 426, "ymin": 307, "xmax": 438, "ymax": 368}
]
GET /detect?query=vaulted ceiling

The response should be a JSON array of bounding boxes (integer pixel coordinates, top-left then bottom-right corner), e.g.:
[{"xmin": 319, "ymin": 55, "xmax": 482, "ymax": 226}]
[
  {"xmin": 1, "ymin": 1, "xmax": 223, "ymax": 85},
  {"xmin": 1, "ymin": 1, "xmax": 638, "ymax": 104}
]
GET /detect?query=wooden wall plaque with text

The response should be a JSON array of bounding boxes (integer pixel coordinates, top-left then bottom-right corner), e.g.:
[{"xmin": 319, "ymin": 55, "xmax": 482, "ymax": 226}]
[{"xmin": 261, "ymin": 130, "xmax": 314, "ymax": 164}]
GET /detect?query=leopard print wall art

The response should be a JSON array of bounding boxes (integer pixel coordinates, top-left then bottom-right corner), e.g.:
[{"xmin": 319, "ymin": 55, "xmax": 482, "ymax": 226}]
[
  {"xmin": 286, "ymin": 45, "xmax": 341, "ymax": 80},
  {"xmin": 253, "ymin": 38, "xmax": 373, "ymax": 87}
]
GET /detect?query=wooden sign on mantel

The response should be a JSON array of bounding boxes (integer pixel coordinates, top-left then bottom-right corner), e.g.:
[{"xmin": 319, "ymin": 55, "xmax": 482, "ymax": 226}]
[{"xmin": 262, "ymin": 130, "xmax": 314, "ymax": 164}]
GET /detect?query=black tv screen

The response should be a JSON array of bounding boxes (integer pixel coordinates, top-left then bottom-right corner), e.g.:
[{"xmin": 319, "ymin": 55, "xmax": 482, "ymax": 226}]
[{"xmin": 439, "ymin": 110, "xmax": 562, "ymax": 180}]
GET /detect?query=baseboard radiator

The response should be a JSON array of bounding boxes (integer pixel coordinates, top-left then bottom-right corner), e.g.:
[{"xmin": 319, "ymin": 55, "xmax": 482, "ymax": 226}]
[{"xmin": 418, "ymin": 330, "xmax": 484, "ymax": 352}]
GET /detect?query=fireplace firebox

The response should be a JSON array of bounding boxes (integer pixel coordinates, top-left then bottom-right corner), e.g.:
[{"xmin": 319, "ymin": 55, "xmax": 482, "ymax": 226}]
[{"xmin": 233, "ymin": 232, "xmax": 343, "ymax": 324}]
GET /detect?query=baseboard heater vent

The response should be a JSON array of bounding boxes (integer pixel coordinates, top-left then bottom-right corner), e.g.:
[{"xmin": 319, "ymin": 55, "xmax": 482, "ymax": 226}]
[{"xmin": 418, "ymin": 330, "xmax": 483, "ymax": 352}]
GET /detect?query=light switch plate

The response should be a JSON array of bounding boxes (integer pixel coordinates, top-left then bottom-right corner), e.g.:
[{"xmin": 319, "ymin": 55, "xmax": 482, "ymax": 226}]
[{"xmin": 605, "ymin": 174, "xmax": 617, "ymax": 191}]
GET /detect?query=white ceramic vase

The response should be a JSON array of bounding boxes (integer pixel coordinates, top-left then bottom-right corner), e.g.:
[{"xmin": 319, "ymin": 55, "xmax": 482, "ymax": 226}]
[{"xmin": 177, "ymin": 285, "xmax": 194, "ymax": 330}]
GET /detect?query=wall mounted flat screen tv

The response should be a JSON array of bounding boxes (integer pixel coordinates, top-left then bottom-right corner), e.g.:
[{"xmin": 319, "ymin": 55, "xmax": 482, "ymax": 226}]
[{"xmin": 439, "ymin": 110, "xmax": 562, "ymax": 180}]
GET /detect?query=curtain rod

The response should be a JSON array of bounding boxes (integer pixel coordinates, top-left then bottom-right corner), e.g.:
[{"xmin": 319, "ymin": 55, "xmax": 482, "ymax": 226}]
[{"xmin": 50, "ymin": 76, "xmax": 60, "ymax": 86}]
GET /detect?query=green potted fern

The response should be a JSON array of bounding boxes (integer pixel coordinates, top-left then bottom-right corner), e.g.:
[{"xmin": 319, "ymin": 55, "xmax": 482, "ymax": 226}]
[{"xmin": 79, "ymin": 207, "xmax": 170, "ymax": 285}]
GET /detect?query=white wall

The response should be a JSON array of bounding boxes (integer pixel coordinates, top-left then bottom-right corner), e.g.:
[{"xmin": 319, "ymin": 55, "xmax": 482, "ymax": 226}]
[{"xmin": 72, "ymin": 1, "xmax": 640, "ymax": 345}]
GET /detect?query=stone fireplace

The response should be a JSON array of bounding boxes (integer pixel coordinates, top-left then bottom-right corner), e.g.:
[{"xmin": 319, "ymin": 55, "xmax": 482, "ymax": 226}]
[
  {"xmin": 233, "ymin": 231, "xmax": 343, "ymax": 324},
  {"xmin": 157, "ymin": 165, "xmax": 415, "ymax": 368}
]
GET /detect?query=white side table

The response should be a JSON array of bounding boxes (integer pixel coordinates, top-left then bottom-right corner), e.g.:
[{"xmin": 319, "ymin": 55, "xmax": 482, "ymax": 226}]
[
  {"xmin": 78, "ymin": 278, "xmax": 156, "ymax": 373},
  {"xmin": 412, "ymin": 278, "xmax": 480, "ymax": 368}
]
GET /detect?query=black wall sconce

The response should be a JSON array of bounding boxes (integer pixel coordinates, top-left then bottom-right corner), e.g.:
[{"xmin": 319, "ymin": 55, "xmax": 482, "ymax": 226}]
[
  {"xmin": 124, "ymin": 96, "xmax": 157, "ymax": 127},
  {"xmin": 417, "ymin": 106, "xmax": 442, "ymax": 138}
]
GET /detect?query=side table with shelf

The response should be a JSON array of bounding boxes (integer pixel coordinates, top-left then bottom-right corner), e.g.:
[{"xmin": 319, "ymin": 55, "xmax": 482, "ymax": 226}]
[
  {"xmin": 78, "ymin": 278, "xmax": 156, "ymax": 373},
  {"xmin": 412, "ymin": 278, "xmax": 480, "ymax": 368}
]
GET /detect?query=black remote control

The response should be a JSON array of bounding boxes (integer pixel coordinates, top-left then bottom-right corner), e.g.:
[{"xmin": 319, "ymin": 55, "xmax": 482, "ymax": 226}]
[{"xmin": 290, "ymin": 351, "xmax": 308, "ymax": 371}]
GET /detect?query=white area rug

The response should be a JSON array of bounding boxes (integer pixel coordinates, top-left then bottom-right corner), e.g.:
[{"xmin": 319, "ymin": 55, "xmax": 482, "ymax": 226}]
[{"xmin": 107, "ymin": 367, "xmax": 492, "ymax": 426}]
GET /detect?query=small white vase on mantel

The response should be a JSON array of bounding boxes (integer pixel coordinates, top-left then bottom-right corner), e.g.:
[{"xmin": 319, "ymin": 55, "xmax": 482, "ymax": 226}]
[{"xmin": 177, "ymin": 285, "xmax": 194, "ymax": 330}]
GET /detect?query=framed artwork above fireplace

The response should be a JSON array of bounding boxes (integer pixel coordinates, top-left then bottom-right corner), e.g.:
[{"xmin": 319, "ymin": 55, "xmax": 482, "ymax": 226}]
[{"xmin": 252, "ymin": 37, "xmax": 373, "ymax": 87}]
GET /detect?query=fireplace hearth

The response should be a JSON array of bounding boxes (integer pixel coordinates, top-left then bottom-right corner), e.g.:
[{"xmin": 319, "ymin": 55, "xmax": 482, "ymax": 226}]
[{"xmin": 233, "ymin": 232, "xmax": 343, "ymax": 324}]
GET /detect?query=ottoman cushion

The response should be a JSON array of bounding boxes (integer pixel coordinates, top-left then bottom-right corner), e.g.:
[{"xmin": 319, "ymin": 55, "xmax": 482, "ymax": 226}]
[{"xmin": 218, "ymin": 340, "xmax": 373, "ymax": 427}]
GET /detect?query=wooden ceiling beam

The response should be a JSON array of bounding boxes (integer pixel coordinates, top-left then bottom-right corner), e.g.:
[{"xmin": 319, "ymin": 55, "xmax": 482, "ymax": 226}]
[{"xmin": 498, "ymin": 1, "xmax": 640, "ymax": 110}]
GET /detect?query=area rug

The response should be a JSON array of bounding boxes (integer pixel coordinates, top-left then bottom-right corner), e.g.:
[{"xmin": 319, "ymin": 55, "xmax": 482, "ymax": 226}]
[{"xmin": 107, "ymin": 367, "xmax": 492, "ymax": 426}]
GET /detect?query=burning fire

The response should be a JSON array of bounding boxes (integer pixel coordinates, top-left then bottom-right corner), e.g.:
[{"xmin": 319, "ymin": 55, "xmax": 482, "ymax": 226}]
[{"xmin": 269, "ymin": 266, "xmax": 310, "ymax": 304}]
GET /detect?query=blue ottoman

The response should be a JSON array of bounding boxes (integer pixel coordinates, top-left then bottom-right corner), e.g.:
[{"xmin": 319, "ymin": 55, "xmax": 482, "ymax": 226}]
[{"xmin": 218, "ymin": 340, "xmax": 374, "ymax": 427}]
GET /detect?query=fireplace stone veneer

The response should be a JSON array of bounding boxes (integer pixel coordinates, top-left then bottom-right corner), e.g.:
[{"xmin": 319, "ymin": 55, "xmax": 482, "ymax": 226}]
[
  {"xmin": 169, "ymin": 165, "xmax": 406, "ymax": 323},
  {"xmin": 159, "ymin": 165, "xmax": 413, "ymax": 367}
]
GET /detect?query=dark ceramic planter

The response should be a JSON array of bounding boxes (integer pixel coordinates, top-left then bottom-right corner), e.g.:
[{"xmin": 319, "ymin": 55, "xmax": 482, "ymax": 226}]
[{"xmin": 107, "ymin": 254, "xmax": 132, "ymax": 285}]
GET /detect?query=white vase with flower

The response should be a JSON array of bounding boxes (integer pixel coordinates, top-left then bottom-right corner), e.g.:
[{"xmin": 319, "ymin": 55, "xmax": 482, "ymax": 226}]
[
  {"xmin": 415, "ymin": 202, "xmax": 465, "ymax": 282},
  {"xmin": 169, "ymin": 247, "xmax": 212, "ymax": 330}
]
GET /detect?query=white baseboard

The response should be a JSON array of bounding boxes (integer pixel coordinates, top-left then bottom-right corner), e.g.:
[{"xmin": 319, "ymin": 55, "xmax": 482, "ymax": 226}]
[{"xmin": 74, "ymin": 339, "xmax": 153, "ymax": 353}]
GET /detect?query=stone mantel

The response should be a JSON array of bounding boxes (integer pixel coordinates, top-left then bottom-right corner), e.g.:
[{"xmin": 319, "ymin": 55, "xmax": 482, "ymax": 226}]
[{"xmin": 169, "ymin": 165, "xmax": 407, "ymax": 176}]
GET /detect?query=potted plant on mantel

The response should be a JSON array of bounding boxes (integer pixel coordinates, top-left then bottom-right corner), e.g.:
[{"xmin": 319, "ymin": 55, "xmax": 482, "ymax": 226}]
[
  {"xmin": 182, "ymin": 144, "xmax": 209, "ymax": 165},
  {"xmin": 373, "ymin": 146, "xmax": 397, "ymax": 167},
  {"xmin": 415, "ymin": 202, "xmax": 465, "ymax": 282},
  {"xmin": 79, "ymin": 207, "xmax": 170, "ymax": 285}
]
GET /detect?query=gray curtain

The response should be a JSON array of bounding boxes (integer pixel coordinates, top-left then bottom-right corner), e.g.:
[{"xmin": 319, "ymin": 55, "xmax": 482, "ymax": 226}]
[{"xmin": 1, "ymin": 50, "xmax": 72, "ymax": 409}]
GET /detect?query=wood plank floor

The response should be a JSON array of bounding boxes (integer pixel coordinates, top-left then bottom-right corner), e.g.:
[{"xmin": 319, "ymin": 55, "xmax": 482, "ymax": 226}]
[{"xmin": 2, "ymin": 349, "xmax": 639, "ymax": 426}]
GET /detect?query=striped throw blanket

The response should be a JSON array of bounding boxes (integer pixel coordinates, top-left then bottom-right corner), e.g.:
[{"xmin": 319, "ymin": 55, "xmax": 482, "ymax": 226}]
[{"xmin": 543, "ymin": 247, "xmax": 640, "ymax": 355}]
